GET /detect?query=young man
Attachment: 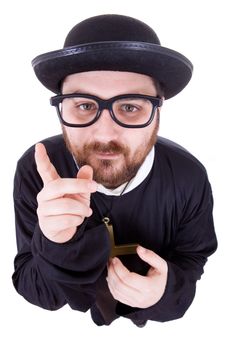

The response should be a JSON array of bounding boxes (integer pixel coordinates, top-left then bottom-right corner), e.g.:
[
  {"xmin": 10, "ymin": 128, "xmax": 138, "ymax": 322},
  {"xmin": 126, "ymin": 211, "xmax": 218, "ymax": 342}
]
[{"xmin": 12, "ymin": 14, "xmax": 217, "ymax": 327}]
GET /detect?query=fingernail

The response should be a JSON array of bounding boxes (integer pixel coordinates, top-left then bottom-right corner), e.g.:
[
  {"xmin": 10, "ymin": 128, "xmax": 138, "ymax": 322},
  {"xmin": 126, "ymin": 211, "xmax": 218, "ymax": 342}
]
[
  {"xmin": 112, "ymin": 257, "xmax": 118, "ymax": 265},
  {"xmin": 138, "ymin": 246, "xmax": 146, "ymax": 254}
]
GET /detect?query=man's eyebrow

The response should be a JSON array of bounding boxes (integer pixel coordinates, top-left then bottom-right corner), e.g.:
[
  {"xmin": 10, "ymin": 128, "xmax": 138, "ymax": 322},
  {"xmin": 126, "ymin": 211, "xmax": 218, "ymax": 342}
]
[
  {"xmin": 72, "ymin": 90, "xmax": 90, "ymax": 94},
  {"xmin": 67, "ymin": 89, "xmax": 156, "ymax": 95}
]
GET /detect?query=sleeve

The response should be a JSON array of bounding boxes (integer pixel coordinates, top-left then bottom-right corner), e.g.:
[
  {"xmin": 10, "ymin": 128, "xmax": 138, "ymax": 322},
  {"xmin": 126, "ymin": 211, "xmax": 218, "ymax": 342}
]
[
  {"xmin": 12, "ymin": 158, "xmax": 110, "ymax": 312},
  {"xmin": 115, "ymin": 169, "xmax": 218, "ymax": 322}
]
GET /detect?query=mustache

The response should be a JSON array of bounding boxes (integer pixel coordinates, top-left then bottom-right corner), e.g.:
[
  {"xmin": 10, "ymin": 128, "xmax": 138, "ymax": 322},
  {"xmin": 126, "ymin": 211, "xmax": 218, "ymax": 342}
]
[{"xmin": 83, "ymin": 141, "xmax": 128, "ymax": 154}]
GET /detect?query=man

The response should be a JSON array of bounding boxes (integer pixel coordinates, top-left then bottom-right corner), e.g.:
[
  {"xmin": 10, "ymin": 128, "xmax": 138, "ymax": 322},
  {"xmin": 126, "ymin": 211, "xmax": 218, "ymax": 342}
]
[{"xmin": 12, "ymin": 14, "xmax": 217, "ymax": 327}]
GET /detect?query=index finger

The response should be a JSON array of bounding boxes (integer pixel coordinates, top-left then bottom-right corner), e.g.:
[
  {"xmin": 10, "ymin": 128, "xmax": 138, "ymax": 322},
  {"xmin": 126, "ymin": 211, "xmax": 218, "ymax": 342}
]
[{"xmin": 35, "ymin": 143, "xmax": 60, "ymax": 185}]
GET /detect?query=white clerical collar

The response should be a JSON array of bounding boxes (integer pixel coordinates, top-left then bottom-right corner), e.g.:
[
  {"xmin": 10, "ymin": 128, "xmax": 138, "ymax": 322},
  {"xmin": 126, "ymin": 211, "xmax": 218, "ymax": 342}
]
[{"xmin": 97, "ymin": 147, "xmax": 155, "ymax": 196}]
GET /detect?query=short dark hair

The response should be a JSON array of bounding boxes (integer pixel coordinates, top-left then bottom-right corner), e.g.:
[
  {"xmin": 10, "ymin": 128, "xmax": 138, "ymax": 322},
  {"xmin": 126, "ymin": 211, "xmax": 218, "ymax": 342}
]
[{"xmin": 152, "ymin": 78, "xmax": 165, "ymax": 98}]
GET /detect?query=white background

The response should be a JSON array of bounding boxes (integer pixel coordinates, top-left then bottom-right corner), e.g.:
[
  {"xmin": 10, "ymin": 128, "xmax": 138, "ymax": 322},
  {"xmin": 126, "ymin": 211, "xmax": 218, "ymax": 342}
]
[{"xmin": 0, "ymin": 0, "xmax": 232, "ymax": 348}]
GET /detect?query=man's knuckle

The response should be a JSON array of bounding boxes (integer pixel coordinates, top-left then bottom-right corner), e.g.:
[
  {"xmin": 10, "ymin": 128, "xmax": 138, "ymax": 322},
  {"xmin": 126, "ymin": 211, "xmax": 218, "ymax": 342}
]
[
  {"xmin": 75, "ymin": 215, "xmax": 84, "ymax": 226},
  {"xmin": 36, "ymin": 206, "xmax": 42, "ymax": 217},
  {"xmin": 36, "ymin": 191, "xmax": 43, "ymax": 202}
]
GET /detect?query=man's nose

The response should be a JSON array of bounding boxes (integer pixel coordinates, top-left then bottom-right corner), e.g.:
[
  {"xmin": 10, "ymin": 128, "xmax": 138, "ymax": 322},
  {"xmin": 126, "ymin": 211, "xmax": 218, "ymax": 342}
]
[{"xmin": 92, "ymin": 108, "xmax": 119, "ymax": 142}]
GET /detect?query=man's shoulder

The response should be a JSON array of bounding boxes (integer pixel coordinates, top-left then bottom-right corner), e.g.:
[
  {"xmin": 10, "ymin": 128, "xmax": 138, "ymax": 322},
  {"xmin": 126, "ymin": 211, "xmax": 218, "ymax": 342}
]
[{"xmin": 155, "ymin": 136, "xmax": 207, "ymax": 176}]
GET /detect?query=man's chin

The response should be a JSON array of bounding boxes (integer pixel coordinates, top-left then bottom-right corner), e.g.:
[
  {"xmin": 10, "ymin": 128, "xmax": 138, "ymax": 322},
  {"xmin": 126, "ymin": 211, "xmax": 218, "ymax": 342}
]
[
  {"xmin": 90, "ymin": 160, "xmax": 124, "ymax": 188},
  {"xmin": 90, "ymin": 158, "xmax": 143, "ymax": 189}
]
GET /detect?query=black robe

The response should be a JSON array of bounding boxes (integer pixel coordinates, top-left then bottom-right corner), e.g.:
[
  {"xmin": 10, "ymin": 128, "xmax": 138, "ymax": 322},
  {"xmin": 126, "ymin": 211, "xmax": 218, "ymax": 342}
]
[{"xmin": 12, "ymin": 134, "xmax": 217, "ymax": 325}]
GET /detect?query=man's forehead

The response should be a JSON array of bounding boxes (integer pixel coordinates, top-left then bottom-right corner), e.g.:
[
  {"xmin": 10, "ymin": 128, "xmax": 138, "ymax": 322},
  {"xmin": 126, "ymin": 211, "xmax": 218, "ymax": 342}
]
[{"xmin": 62, "ymin": 71, "xmax": 157, "ymax": 96}]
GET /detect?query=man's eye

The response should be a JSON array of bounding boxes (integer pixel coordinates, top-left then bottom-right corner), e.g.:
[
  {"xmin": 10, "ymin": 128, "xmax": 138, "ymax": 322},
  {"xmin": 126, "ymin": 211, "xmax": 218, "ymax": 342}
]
[
  {"xmin": 121, "ymin": 104, "xmax": 138, "ymax": 112},
  {"xmin": 79, "ymin": 103, "xmax": 96, "ymax": 111}
]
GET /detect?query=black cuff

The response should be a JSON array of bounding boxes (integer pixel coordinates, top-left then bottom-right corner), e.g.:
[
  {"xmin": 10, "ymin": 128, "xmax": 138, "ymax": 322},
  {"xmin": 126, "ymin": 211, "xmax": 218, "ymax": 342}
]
[
  {"xmin": 116, "ymin": 261, "xmax": 196, "ymax": 322},
  {"xmin": 31, "ymin": 221, "xmax": 111, "ymax": 284}
]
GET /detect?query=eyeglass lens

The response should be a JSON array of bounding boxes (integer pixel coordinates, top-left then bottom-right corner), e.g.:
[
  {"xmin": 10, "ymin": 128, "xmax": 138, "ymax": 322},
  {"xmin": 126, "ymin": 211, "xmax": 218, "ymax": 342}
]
[{"xmin": 59, "ymin": 96, "xmax": 154, "ymax": 126}]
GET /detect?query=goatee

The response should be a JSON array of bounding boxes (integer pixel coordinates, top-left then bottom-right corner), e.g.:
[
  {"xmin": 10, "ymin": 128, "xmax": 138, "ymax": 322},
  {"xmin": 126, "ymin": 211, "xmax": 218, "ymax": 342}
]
[{"xmin": 62, "ymin": 127, "xmax": 157, "ymax": 189}]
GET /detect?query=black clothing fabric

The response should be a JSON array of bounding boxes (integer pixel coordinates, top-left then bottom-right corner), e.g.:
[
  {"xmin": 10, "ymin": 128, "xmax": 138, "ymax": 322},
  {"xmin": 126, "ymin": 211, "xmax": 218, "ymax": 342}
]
[{"xmin": 12, "ymin": 135, "xmax": 217, "ymax": 325}]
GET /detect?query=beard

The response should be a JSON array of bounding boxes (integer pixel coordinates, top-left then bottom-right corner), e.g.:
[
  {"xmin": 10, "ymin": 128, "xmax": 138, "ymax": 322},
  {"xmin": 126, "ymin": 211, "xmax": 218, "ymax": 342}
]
[{"xmin": 62, "ymin": 125, "xmax": 158, "ymax": 189}]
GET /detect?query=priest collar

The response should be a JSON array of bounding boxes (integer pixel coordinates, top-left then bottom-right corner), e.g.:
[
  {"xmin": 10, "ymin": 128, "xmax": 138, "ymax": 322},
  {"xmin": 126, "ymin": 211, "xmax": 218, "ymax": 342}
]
[{"xmin": 97, "ymin": 147, "xmax": 155, "ymax": 196}]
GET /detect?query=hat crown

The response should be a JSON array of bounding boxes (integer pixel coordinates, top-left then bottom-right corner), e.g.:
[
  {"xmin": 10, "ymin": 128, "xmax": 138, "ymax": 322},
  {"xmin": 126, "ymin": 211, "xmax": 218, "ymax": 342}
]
[
  {"xmin": 33, "ymin": 14, "xmax": 193, "ymax": 99},
  {"xmin": 64, "ymin": 14, "xmax": 161, "ymax": 47}
]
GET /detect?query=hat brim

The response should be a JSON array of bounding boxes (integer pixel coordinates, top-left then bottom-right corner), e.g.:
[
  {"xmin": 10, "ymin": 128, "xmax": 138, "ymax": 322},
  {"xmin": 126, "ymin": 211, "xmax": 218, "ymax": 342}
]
[{"xmin": 32, "ymin": 41, "xmax": 193, "ymax": 99}]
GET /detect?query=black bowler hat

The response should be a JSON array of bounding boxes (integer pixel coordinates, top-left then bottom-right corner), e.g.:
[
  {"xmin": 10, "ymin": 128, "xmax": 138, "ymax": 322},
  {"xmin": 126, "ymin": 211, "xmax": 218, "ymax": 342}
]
[{"xmin": 32, "ymin": 14, "xmax": 193, "ymax": 99}]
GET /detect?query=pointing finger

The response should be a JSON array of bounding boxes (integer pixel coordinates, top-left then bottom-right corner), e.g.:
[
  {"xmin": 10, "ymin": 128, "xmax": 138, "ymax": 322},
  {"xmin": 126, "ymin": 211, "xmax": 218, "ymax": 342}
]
[
  {"xmin": 37, "ymin": 178, "xmax": 97, "ymax": 201},
  {"xmin": 35, "ymin": 143, "xmax": 60, "ymax": 185}
]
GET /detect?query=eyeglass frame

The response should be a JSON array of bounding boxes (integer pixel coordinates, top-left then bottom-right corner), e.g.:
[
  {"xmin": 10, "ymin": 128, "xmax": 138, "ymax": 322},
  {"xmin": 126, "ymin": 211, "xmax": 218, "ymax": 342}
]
[{"xmin": 50, "ymin": 93, "xmax": 163, "ymax": 129}]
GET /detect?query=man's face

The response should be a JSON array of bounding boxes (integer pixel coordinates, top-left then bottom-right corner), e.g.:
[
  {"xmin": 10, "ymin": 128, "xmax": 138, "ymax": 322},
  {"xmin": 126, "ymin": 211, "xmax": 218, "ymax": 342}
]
[{"xmin": 62, "ymin": 71, "xmax": 161, "ymax": 189}]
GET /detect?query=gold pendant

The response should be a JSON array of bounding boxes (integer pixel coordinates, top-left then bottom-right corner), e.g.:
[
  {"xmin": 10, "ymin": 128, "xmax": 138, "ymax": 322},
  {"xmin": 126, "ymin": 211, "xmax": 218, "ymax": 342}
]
[{"xmin": 103, "ymin": 217, "xmax": 138, "ymax": 258}]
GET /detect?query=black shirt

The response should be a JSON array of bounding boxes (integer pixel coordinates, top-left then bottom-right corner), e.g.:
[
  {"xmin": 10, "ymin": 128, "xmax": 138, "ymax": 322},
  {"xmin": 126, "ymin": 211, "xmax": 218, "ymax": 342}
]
[{"xmin": 12, "ymin": 135, "xmax": 217, "ymax": 325}]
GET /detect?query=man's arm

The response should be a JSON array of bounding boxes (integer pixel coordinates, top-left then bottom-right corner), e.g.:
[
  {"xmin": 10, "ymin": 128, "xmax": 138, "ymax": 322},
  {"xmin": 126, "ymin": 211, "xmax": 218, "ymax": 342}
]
[
  {"xmin": 12, "ymin": 144, "xmax": 110, "ymax": 311},
  {"xmin": 107, "ymin": 171, "xmax": 217, "ymax": 322}
]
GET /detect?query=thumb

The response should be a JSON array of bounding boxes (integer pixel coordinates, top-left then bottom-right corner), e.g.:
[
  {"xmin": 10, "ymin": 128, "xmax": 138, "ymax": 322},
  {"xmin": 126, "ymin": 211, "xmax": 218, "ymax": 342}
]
[
  {"xmin": 35, "ymin": 143, "xmax": 60, "ymax": 185},
  {"xmin": 137, "ymin": 246, "xmax": 167, "ymax": 273},
  {"xmin": 76, "ymin": 164, "xmax": 94, "ymax": 181},
  {"xmin": 76, "ymin": 165, "xmax": 97, "ymax": 201}
]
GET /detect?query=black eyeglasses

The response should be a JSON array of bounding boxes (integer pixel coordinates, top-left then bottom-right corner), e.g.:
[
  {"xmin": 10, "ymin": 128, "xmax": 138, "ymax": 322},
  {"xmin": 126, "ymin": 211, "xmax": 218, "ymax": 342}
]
[{"xmin": 50, "ymin": 93, "xmax": 163, "ymax": 128}]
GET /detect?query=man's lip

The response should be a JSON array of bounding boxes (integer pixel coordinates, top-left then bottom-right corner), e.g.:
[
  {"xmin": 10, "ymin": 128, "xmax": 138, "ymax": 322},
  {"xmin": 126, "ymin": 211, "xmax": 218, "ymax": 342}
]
[{"xmin": 94, "ymin": 151, "xmax": 121, "ymax": 159}]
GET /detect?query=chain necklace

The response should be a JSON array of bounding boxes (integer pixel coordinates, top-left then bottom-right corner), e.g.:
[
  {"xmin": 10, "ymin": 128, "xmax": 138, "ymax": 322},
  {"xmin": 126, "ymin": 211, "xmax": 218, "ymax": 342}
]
[
  {"xmin": 100, "ymin": 181, "xmax": 138, "ymax": 258},
  {"xmin": 73, "ymin": 155, "xmax": 138, "ymax": 257}
]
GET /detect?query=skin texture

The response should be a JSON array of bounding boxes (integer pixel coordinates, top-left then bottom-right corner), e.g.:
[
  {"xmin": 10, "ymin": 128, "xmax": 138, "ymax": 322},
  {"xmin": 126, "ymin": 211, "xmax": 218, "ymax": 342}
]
[
  {"xmin": 35, "ymin": 143, "xmax": 97, "ymax": 243},
  {"xmin": 35, "ymin": 70, "xmax": 168, "ymax": 308},
  {"xmin": 62, "ymin": 71, "xmax": 160, "ymax": 188}
]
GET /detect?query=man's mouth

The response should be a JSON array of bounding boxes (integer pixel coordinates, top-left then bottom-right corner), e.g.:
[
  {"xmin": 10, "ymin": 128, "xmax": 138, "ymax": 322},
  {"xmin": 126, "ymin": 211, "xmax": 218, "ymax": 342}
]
[{"xmin": 94, "ymin": 151, "xmax": 121, "ymax": 159}]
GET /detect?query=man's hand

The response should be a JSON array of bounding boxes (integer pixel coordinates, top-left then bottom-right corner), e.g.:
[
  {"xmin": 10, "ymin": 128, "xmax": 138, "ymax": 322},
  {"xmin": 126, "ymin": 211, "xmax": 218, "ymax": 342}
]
[
  {"xmin": 35, "ymin": 143, "xmax": 97, "ymax": 243},
  {"xmin": 107, "ymin": 246, "xmax": 168, "ymax": 308}
]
